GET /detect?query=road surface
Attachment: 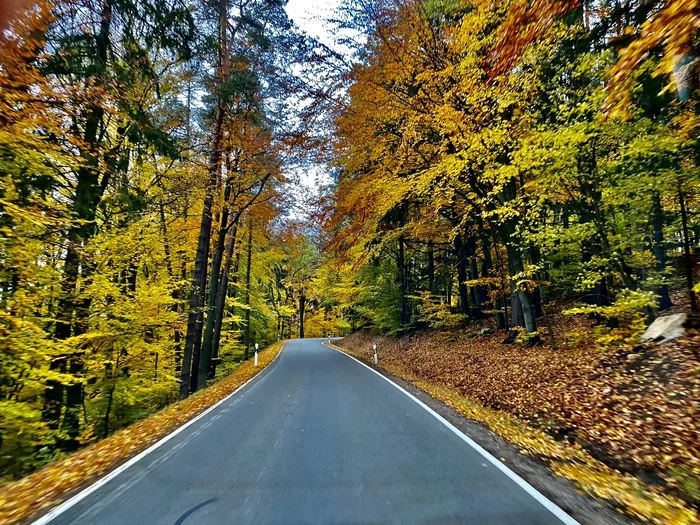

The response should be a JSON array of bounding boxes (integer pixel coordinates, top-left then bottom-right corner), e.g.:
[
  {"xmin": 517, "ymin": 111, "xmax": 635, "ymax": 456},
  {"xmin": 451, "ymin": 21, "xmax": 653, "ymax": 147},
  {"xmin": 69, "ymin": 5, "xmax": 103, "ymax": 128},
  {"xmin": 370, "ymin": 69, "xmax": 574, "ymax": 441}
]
[{"xmin": 42, "ymin": 339, "xmax": 576, "ymax": 525}]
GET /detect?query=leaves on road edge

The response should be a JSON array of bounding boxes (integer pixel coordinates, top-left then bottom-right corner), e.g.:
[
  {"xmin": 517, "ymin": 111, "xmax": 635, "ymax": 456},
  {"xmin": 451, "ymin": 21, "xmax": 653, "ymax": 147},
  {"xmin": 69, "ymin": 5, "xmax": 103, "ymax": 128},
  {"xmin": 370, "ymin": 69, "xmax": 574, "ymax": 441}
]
[
  {"xmin": 329, "ymin": 341, "xmax": 697, "ymax": 525},
  {"xmin": 0, "ymin": 342, "xmax": 284, "ymax": 525}
]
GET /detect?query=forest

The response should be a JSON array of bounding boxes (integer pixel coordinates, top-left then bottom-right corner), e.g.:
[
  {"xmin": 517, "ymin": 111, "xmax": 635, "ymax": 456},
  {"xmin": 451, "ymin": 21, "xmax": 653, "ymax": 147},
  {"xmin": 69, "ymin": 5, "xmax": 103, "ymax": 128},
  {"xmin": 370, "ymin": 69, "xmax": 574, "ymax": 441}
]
[
  {"xmin": 0, "ymin": 0, "xmax": 345, "ymax": 481},
  {"xmin": 0, "ymin": 0, "xmax": 698, "ymax": 518}
]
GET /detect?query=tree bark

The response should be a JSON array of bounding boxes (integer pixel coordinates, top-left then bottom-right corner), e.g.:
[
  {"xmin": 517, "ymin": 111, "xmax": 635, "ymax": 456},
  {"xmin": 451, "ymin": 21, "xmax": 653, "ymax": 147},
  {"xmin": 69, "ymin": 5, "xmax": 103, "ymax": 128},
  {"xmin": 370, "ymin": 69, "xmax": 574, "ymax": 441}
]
[
  {"xmin": 197, "ymin": 182, "xmax": 233, "ymax": 388},
  {"xmin": 679, "ymin": 187, "xmax": 697, "ymax": 312},
  {"xmin": 44, "ymin": 0, "xmax": 114, "ymax": 432},
  {"xmin": 466, "ymin": 235, "xmax": 485, "ymax": 318},
  {"xmin": 179, "ymin": 0, "xmax": 229, "ymax": 399},
  {"xmin": 507, "ymin": 243, "xmax": 536, "ymax": 334},
  {"xmin": 243, "ymin": 217, "xmax": 254, "ymax": 358},
  {"xmin": 482, "ymin": 234, "xmax": 506, "ymax": 329},
  {"xmin": 427, "ymin": 241, "xmax": 435, "ymax": 293},
  {"xmin": 229, "ymin": 242, "xmax": 242, "ymax": 332},
  {"xmin": 453, "ymin": 234, "xmax": 470, "ymax": 318},
  {"xmin": 652, "ymin": 191, "xmax": 673, "ymax": 310},
  {"xmin": 529, "ymin": 245, "xmax": 543, "ymax": 317},
  {"xmin": 299, "ymin": 291, "xmax": 306, "ymax": 338},
  {"xmin": 209, "ymin": 223, "xmax": 238, "ymax": 378}
]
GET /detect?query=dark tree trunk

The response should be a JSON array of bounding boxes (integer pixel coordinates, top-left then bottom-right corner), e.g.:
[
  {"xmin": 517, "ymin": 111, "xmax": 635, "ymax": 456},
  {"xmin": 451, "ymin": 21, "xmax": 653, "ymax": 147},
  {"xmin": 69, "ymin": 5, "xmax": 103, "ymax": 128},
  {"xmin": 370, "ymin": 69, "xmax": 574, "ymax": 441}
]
[
  {"xmin": 510, "ymin": 291, "xmax": 525, "ymax": 329},
  {"xmin": 652, "ymin": 192, "xmax": 673, "ymax": 310},
  {"xmin": 507, "ymin": 243, "xmax": 536, "ymax": 333},
  {"xmin": 198, "ymin": 184, "xmax": 232, "ymax": 388},
  {"xmin": 299, "ymin": 292, "xmax": 306, "ymax": 338},
  {"xmin": 62, "ymin": 356, "xmax": 84, "ymax": 448},
  {"xmin": 179, "ymin": 0, "xmax": 229, "ymax": 399},
  {"xmin": 581, "ymin": 235, "xmax": 608, "ymax": 307},
  {"xmin": 466, "ymin": 235, "xmax": 485, "ymax": 318},
  {"xmin": 482, "ymin": 234, "xmax": 506, "ymax": 329},
  {"xmin": 444, "ymin": 249, "xmax": 452, "ymax": 306},
  {"xmin": 159, "ymin": 201, "xmax": 184, "ymax": 372},
  {"xmin": 243, "ymin": 218, "xmax": 253, "ymax": 359},
  {"xmin": 453, "ymin": 234, "xmax": 471, "ymax": 318},
  {"xmin": 102, "ymin": 350, "xmax": 122, "ymax": 438},
  {"xmin": 42, "ymin": 358, "xmax": 66, "ymax": 428},
  {"xmin": 229, "ymin": 243, "xmax": 242, "ymax": 331},
  {"xmin": 180, "ymin": 105, "xmax": 221, "ymax": 398},
  {"xmin": 679, "ymin": 187, "xmax": 698, "ymax": 312},
  {"xmin": 44, "ymin": 0, "xmax": 114, "ymax": 431},
  {"xmin": 529, "ymin": 245, "xmax": 543, "ymax": 317},
  {"xmin": 182, "ymin": 185, "xmax": 216, "ymax": 397},
  {"xmin": 398, "ymin": 235, "xmax": 408, "ymax": 325},
  {"xmin": 209, "ymin": 224, "xmax": 238, "ymax": 379},
  {"xmin": 427, "ymin": 241, "xmax": 435, "ymax": 293}
]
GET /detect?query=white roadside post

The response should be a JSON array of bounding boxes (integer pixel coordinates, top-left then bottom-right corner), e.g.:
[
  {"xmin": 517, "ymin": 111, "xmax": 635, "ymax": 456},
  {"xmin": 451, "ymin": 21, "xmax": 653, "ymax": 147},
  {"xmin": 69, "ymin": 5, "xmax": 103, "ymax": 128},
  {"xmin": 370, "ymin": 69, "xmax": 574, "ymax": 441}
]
[
  {"xmin": 254, "ymin": 343, "xmax": 259, "ymax": 366},
  {"xmin": 373, "ymin": 343, "xmax": 378, "ymax": 364}
]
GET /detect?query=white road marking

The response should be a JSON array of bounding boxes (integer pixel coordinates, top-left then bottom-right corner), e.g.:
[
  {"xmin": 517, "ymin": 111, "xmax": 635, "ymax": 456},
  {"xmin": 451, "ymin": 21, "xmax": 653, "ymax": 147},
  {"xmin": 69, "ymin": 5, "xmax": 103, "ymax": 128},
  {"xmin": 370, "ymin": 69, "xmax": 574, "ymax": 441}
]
[
  {"xmin": 324, "ymin": 342, "xmax": 579, "ymax": 525},
  {"xmin": 31, "ymin": 345, "xmax": 285, "ymax": 525}
]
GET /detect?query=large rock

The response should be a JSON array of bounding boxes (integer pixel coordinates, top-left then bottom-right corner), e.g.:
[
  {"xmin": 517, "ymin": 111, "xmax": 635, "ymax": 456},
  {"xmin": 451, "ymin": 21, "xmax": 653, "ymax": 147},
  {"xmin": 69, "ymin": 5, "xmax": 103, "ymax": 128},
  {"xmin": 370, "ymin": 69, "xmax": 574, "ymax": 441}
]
[{"xmin": 640, "ymin": 313, "xmax": 687, "ymax": 344}]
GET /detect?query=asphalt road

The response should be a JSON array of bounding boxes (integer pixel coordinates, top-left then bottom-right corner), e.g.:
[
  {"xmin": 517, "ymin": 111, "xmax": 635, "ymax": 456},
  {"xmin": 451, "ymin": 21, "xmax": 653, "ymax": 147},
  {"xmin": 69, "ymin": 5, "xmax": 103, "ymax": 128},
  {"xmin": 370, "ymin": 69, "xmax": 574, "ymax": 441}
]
[{"xmin": 42, "ymin": 338, "xmax": 576, "ymax": 525}]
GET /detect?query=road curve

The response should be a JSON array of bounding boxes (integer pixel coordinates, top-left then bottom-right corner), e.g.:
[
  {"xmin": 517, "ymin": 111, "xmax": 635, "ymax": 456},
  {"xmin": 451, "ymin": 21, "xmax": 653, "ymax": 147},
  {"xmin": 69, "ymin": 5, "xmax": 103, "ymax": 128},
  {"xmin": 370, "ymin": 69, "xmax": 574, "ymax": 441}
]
[{"xmin": 42, "ymin": 338, "xmax": 575, "ymax": 525}]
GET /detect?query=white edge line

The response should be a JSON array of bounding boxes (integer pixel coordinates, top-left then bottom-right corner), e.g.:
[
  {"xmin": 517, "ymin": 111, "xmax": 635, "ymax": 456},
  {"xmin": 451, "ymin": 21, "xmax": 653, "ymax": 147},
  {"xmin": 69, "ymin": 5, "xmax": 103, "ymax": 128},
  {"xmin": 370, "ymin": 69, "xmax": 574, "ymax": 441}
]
[
  {"xmin": 31, "ymin": 344, "xmax": 285, "ymax": 525},
  {"xmin": 324, "ymin": 342, "xmax": 579, "ymax": 525}
]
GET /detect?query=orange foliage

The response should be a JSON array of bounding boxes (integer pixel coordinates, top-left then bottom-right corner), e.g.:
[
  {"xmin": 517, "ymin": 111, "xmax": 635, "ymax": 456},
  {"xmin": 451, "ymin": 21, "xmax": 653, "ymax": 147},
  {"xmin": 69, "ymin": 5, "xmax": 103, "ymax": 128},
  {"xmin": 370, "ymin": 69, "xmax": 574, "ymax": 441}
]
[{"xmin": 485, "ymin": 0, "xmax": 579, "ymax": 77}]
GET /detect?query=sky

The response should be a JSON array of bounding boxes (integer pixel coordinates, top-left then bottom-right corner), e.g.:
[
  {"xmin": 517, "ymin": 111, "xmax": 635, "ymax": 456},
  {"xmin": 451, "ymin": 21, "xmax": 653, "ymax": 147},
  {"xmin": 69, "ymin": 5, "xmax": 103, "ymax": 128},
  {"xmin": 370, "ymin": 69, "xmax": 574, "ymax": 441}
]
[
  {"xmin": 283, "ymin": 0, "xmax": 343, "ymax": 216},
  {"xmin": 285, "ymin": 0, "xmax": 343, "ymax": 48}
]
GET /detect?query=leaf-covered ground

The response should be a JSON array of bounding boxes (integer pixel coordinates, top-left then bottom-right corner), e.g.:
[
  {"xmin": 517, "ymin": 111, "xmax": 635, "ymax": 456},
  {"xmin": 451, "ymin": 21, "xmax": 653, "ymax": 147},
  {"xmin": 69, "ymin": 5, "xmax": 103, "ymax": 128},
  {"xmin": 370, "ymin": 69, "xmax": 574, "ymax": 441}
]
[
  {"xmin": 338, "ymin": 318, "xmax": 699, "ymax": 524},
  {"xmin": 0, "ymin": 342, "xmax": 283, "ymax": 525}
]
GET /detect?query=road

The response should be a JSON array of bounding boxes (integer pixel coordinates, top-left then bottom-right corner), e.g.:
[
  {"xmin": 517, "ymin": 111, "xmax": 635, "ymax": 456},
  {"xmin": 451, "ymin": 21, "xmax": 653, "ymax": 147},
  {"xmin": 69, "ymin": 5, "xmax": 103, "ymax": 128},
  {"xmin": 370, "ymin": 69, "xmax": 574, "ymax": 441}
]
[{"xmin": 42, "ymin": 338, "xmax": 576, "ymax": 525}]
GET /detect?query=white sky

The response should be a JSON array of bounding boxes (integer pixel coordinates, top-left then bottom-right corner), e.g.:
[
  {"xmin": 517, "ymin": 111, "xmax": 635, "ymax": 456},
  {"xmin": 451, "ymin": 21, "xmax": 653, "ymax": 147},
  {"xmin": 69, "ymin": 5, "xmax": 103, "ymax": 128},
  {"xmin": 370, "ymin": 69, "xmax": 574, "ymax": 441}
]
[
  {"xmin": 283, "ymin": 0, "xmax": 343, "ymax": 214},
  {"xmin": 285, "ymin": 0, "xmax": 342, "ymax": 48}
]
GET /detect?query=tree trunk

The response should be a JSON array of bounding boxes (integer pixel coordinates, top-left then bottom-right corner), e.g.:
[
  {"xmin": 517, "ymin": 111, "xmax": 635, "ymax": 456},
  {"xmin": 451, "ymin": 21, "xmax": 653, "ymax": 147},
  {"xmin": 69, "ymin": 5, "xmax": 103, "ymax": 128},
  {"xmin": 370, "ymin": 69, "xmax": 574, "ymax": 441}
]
[
  {"xmin": 159, "ymin": 201, "xmax": 184, "ymax": 372},
  {"xmin": 229, "ymin": 242, "xmax": 242, "ymax": 331},
  {"xmin": 102, "ymin": 350, "xmax": 121, "ymax": 438},
  {"xmin": 42, "ymin": 358, "xmax": 66, "ymax": 428},
  {"xmin": 179, "ymin": 0, "xmax": 229, "ymax": 399},
  {"xmin": 209, "ymin": 224, "xmax": 238, "ymax": 379},
  {"xmin": 679, "ymin": 187, "xmax": 697, "ymax": 311},
  {"xmin": 299, "ymin": 291, "xmax": 306, "ymax": 338},
  {"xmin": 507, "ymin": 243, "xmax": 536, "ymax": 333},
  {"xmin": 466, "ymin": 235, "xmax": 485, "ymax": 318},
  {"xmin": 198, "ymin": 184, "xmax": 232, "ymax": 388},
  {"xmin": 510, "ymin": 291, "xmax": 525, "ymax": 329},
  {"xmin": 44, "ymin": 0, "xmax": 114, "ymax": 431},
  {"xmin": 453, "ymin": 234, "xmax": 470, "ymax": 318},
  {"xmin": 398, "ymin": 235, "xmax": 407, "ymax": 325},
  {"xmin": 482, "ymin": 234, "xmax": 506, "ymax": 329},
  {"xmin": 652, "ymin": 192, "xmax": 673, "ymax": 310},
  {"xmin": 444, "ymin": 249, "xmax": 452, "ymax": 306},
  {"xmin": 427, "ymin": 241, "xmax": 435, "ymax": 293},
  {"xmin": 529, "ymin": 245, "xmax": 543, "ymax": 317},
  {"xmin": 243, "ymin": 217, "xmax": 254, "ymax": 359}
]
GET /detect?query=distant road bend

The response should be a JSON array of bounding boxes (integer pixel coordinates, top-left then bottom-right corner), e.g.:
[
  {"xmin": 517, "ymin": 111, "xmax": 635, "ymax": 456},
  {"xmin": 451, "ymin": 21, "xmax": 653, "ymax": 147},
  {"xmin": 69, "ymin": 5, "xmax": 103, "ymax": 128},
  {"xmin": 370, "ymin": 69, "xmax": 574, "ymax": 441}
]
[{"xmin": 38, "ymin": 339, "xmax": 579, "ymax": 525}]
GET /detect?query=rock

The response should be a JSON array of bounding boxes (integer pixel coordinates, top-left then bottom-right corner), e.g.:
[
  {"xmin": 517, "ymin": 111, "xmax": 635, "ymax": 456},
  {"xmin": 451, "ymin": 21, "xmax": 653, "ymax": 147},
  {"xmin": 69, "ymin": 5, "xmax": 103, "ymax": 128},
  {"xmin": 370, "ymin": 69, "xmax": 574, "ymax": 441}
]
[
  {"xmin": 480, "ymin": 327, "xmax": 494, "ymax": 335},
  {"xmin": 626, "ymin": 353, "xmax": 641, "ymax": 362},
  {"xmin": 640, "ymin": 313, "xmax": 687, "ymax": 344}
]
